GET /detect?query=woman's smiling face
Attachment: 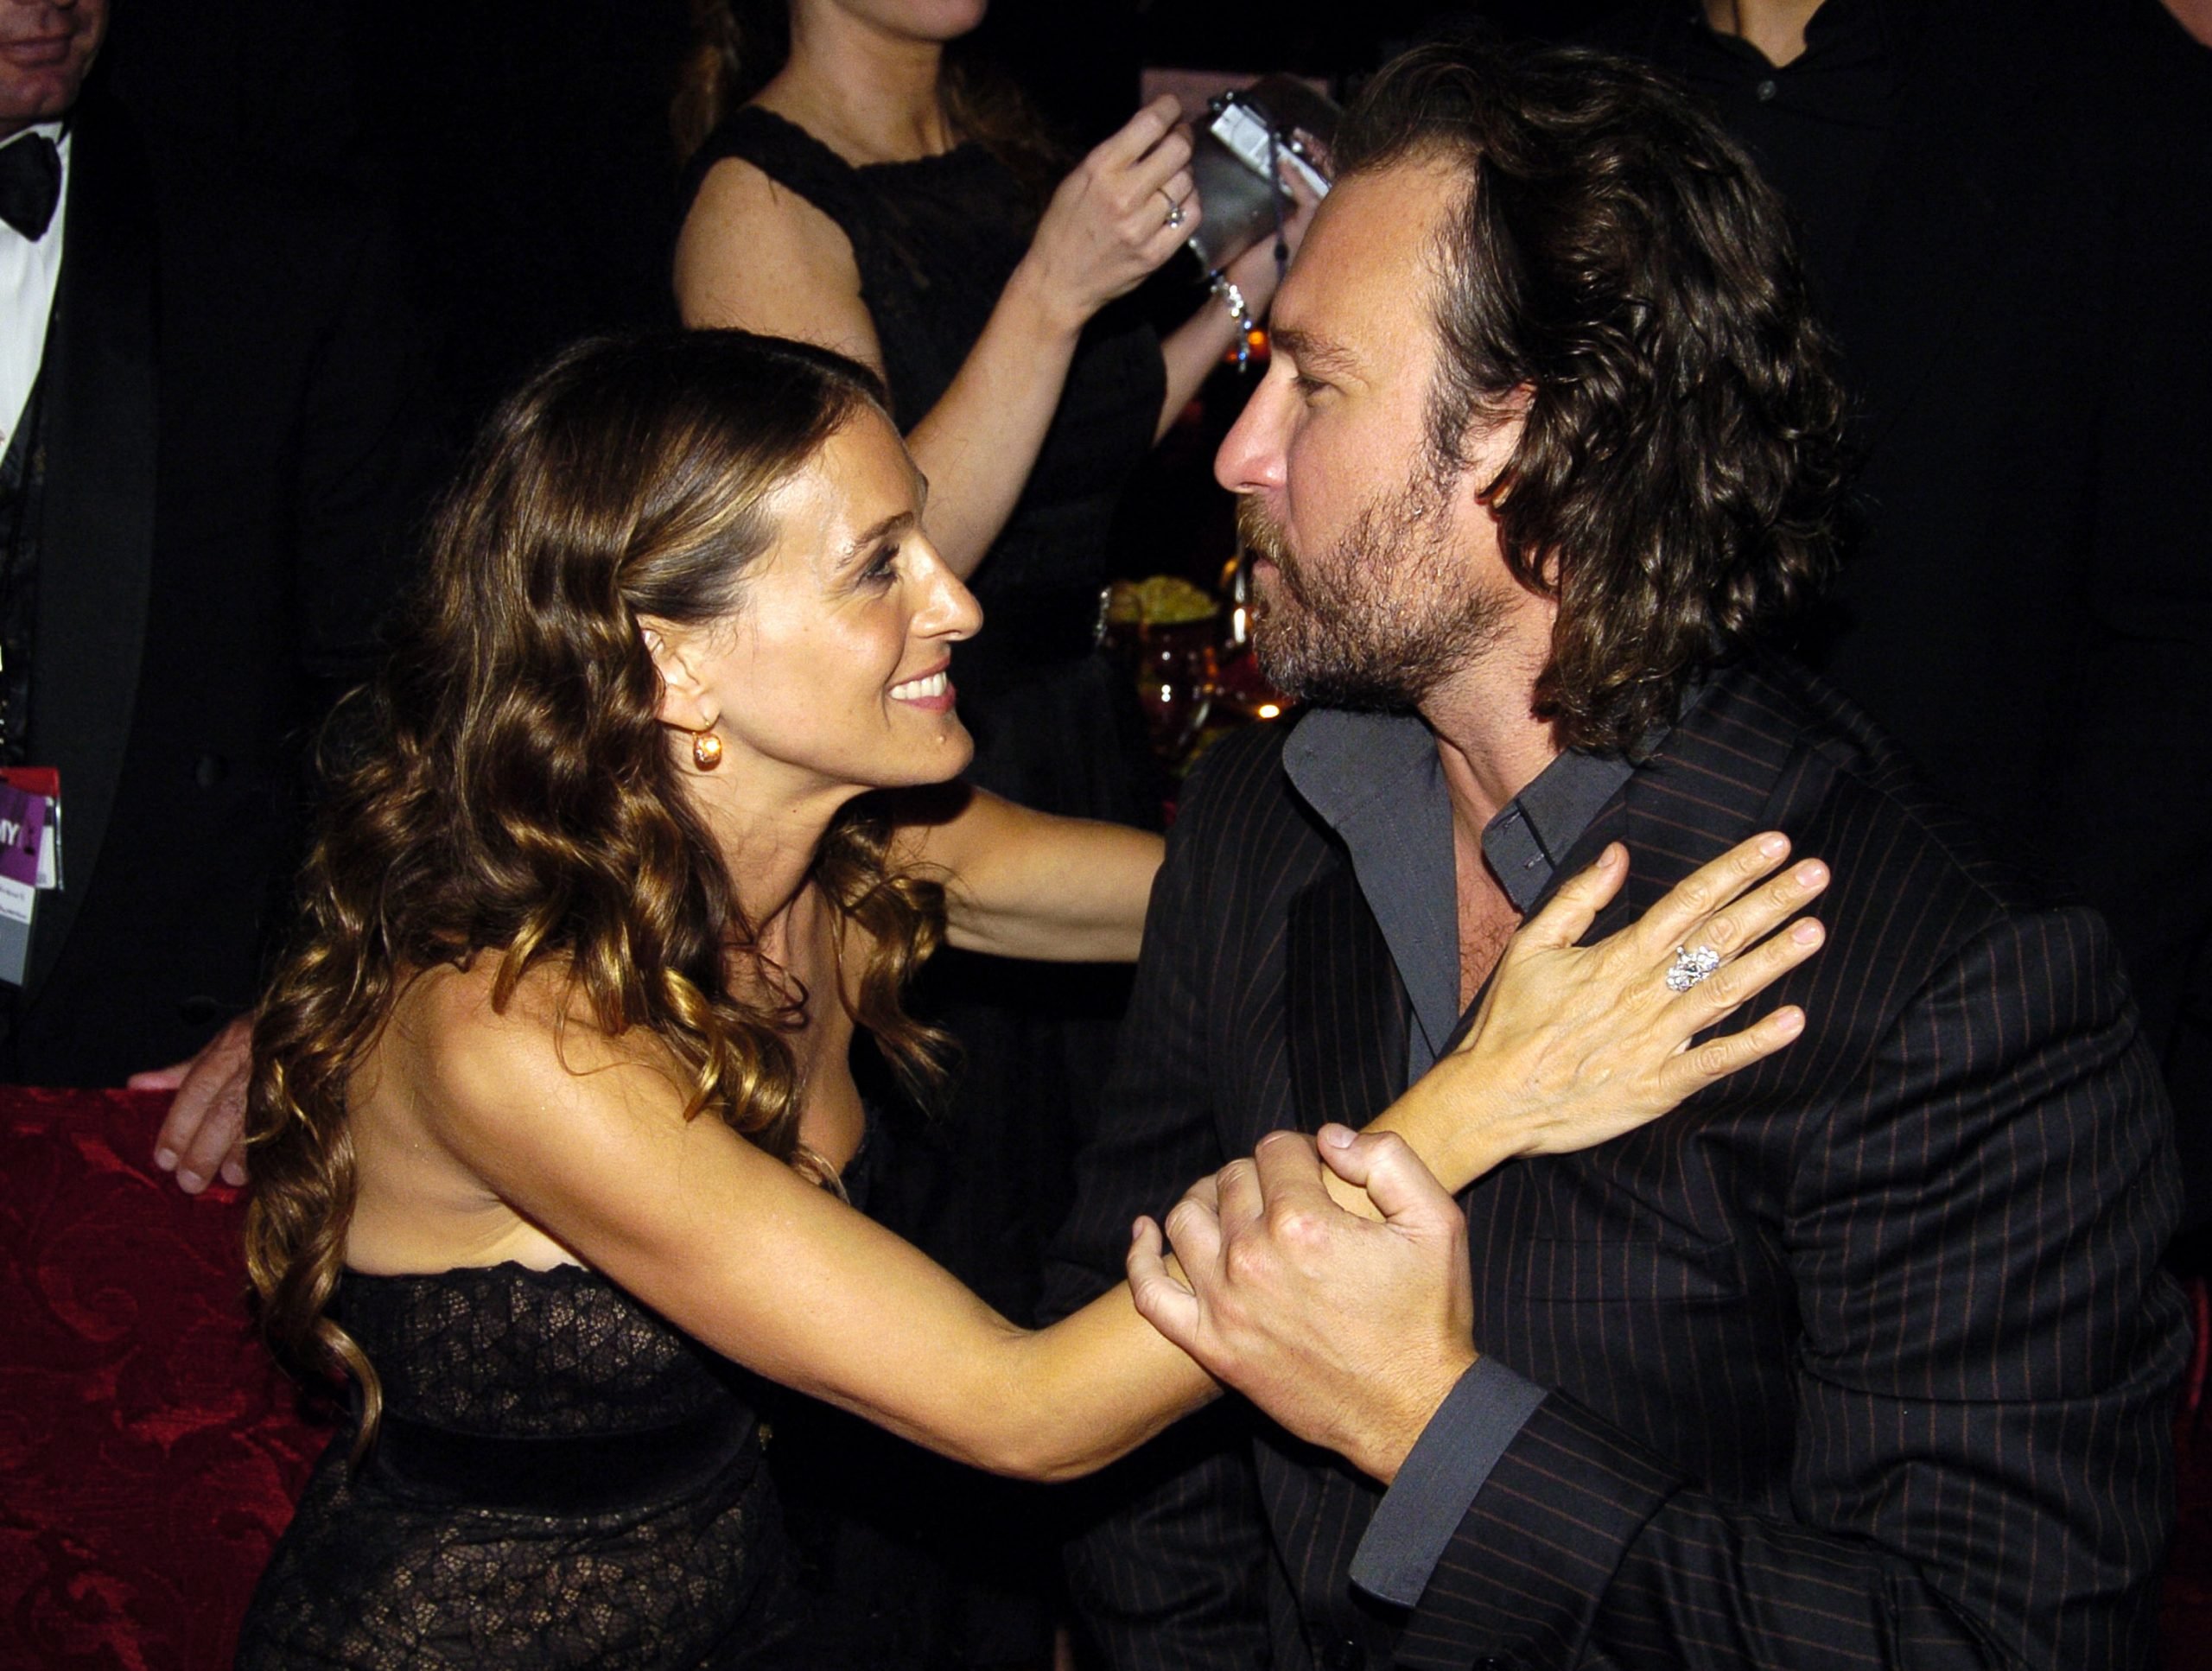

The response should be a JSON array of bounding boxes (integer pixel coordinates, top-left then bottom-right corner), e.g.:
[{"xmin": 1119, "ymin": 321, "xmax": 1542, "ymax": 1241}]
[{"xmin": 666, "ymin": 407, "xmax": 982, "ymax": 801}]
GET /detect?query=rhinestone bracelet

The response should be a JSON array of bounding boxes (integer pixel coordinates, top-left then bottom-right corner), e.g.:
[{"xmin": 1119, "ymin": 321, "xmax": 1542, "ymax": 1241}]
[{"xmin": 1213, "ymin": 274, "xmax": 1257, "ymax": 371}]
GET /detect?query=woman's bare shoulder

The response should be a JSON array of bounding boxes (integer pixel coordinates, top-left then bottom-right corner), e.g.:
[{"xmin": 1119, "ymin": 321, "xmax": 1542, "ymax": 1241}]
[
  {"xmin": 386, "ymin": 957, "xmax": 684, "ymax": 1139},
  {"xmin": 683, "ymin": 149, "xmax": 842, "ymax": 247},
  {"xmin": 675, "ymin": 148, "xmax": 874, "ymax": 355}
]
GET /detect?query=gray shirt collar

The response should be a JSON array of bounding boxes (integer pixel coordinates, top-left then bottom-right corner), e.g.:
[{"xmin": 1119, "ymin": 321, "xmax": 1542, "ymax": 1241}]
[{"xmin": 1283, "ymin": 708, "xmax": 1635, "ymax": 1074}]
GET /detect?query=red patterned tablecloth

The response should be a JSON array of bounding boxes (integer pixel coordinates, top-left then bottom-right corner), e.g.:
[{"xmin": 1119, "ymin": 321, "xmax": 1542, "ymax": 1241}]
[{"xmin": 0, "ymin": 1088, "xmax": 326, "ymax": 1670}]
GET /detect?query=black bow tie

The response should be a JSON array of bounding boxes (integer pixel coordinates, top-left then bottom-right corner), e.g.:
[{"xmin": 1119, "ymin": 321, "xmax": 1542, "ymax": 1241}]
[{"xmin": 0, "ymin": 133, "xmax": 62, "ymax": 241}]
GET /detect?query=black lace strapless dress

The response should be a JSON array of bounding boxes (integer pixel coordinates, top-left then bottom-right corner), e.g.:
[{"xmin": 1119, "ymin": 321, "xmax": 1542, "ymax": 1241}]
[{"xmin": 234, "ymin": 1263, "xmax": 805, "ymax": 1668}]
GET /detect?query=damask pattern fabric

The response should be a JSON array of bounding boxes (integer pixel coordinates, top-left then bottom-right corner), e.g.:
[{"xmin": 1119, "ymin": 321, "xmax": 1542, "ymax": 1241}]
[{"xmin": 0, "ymin": 1088, "xmax": 324, "ymax": 1668}]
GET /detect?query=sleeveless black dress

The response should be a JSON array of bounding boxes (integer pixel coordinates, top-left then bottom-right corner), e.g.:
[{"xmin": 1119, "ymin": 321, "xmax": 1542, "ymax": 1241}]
[
  {"xmin": 684, "ymin": 105, "xmax": 1165, "ymax": 733},
  {"xmin": 234, "ymin": 1263, "xmax": 805, "ymax": 1668}
]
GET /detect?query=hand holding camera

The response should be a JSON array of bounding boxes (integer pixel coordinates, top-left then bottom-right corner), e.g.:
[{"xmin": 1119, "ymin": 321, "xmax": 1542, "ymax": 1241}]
[{"xmin": 1021, "ymin": 95, "xmax": 1200, "ymax": 334}]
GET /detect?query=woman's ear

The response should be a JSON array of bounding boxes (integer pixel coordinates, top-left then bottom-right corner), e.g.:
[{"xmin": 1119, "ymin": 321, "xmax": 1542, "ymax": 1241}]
[{"xmin": 639, "ymin": 617, "xmax": 715, "ymax": 731}]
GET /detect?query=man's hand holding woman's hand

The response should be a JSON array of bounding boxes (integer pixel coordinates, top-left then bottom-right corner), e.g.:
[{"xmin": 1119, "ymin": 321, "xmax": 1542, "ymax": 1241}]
[
  {"xmin": 1129, "ymin": 1127, "xmax": 1475, "ymax": 1484},
  {"xmin": 1128, "ymin": 836, "xmax": 1832, "ymax": 1480}
]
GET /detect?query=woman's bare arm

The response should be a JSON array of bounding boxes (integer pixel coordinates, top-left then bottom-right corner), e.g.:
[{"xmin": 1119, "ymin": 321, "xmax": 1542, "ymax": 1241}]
[
  {"xmin": 890, "ymin": 784, "xmax": 1163, "ymax": 963},
  {"xmin": 416, "ymin": 972, "xmax": 1209, "ymax": 1483},
  {"xmin": 1334, "ymin": 835, "xmax": 1829, "ymax": 1212},
  {"xmin": 1152, "ymin": 156, "xmax": 1324, "ymax": 441},
  {"xmin": 676, "ymin": 98, "xmax": 1193, "ymax": 581}
]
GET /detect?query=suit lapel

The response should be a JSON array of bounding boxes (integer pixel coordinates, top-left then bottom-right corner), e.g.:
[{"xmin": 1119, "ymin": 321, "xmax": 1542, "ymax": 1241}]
[
  {"xmin": 29, "ymin": 88, "xmax": 158, "ymax": 995},
  {"xmin": 1285, "ymin": 857, "xmax": 1408, "ymax": 1135},
  {"xmin": 1617, "ymin": 664, "xmax": 1801, "ymax": 920},
  {"xmin": 1510, "ymin": 664, "xmax": 1802, "ymax": 952}
]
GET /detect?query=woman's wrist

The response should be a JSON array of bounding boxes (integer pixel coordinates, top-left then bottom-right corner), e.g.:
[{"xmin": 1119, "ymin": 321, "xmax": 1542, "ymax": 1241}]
[
  {"xmin": 1222, "ymin": 232, "xmax": 1289, "ymax": 315},
  {"xmin": 1387, "ymin": 1059, "xmax": 1522, "ymax": 1195},
  {"xmin": 1002, "ymin": 251, "xmax": 1095, "ymax": 346}
]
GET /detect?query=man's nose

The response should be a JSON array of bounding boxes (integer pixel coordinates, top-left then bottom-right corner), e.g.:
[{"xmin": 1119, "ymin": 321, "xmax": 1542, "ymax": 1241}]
[{"xmin": 1215, "ymin": 381, "xmax": 1287, "ymax": 497}]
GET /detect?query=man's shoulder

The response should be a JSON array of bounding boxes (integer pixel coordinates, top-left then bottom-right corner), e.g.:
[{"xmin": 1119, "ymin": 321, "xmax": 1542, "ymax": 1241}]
[
  {"xmin": 154, "ymin": 159, "xmax": 384, "ymax": 310},
  {"xmin": 1690, "ymin": 656, "xmax": 2101, "ymax": 990},
  {"xmin": 1159, "ymin": 719, "xmax": 1344, "ymax": 913},
  {"xmin": 70, "ymin": 86, "xmax": 391, "ymax": 353},
  {"xmin": 1651, "ymin": 664, "xmax": 2153, "ymax": 1236},
  {"xmin": 1725, "ymin": 656, "xmax": 2027, "ymax": 886},
  {"xmin": 1174, "ymin": 720, "xmax": 1306, "ymax": 837},
  {"xmin": 75, "ymin": 82, "xmax": 369, "ymax": 242}
]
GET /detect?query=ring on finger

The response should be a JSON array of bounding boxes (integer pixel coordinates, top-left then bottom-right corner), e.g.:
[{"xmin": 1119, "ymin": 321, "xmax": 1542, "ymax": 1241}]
[
  {"xmin": 1158, "ymin": 186, "xmax": 1185, "ymax": 229},
  {"xmin": 1664, "ymin": 944, "xmax": 1722, "ymax": 994}
]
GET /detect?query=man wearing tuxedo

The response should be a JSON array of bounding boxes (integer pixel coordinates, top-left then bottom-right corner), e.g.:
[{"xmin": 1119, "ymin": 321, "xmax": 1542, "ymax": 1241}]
[
  {"xmin": 1046, "ymin": 41, "xmax": 2186, "ymax": 1671},
  {"xmin": 0, "ymin": 0, "xmax": 430, "ymax": 1168}
]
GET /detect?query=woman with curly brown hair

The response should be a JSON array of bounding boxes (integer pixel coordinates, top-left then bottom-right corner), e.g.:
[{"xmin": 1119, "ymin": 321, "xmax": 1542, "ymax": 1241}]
[{"xmin": 231, "ymin": 328, "xmax": 1822, "ymax": 1668}]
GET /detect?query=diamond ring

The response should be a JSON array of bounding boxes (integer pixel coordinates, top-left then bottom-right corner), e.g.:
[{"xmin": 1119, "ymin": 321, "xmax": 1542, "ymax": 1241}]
[
  {"xmin": 1160, "ymin": 187, "xmax": 1185, "ymax": 229},
  {"xmin": 1665, "ymin": 944, "xmax": 1722, "ymax": 993}
]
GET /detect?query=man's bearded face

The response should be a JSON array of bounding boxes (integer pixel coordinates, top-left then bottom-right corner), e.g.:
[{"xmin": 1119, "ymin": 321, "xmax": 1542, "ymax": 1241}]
[{"xmin": 1240, "ymin": 449, "xmax": 1510, "ymax": 712}]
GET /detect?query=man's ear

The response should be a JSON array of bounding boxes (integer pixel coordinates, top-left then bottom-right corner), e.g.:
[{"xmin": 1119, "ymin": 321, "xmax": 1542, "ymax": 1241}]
[
  {"xmin": 1440, "ymin": 384, "xmax": 1527, "ymax": 531},
  {"xmin": 639, "ymin": 617, "xmax": 715, "ymax": 732},
  {"xmin": 1466, "ymin": 384, "xmax": 1533, "ymax": 507}
]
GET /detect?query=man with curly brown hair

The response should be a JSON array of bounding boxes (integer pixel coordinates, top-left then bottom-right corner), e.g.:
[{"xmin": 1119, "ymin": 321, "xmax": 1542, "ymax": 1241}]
[{"xmin": 1046, "ymin": 40, "xmax": 2185, "ymax": 1671}]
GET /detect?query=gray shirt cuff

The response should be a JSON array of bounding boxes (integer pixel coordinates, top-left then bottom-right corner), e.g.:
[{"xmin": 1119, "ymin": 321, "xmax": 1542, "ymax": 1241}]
[{"xmin": 1348, "ymin": 1354, "xmax": 1548, "ymax": 1608}]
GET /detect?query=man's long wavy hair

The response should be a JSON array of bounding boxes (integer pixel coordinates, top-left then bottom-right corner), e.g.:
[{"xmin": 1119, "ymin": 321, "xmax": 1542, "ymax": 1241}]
[
  {"xmin": 244, "ymin": 330, "xmax": 954, "ymax": 1445},
  {"xmin": 1338, "ymin": 43, "xmax": 1851, "ymax": 752}
]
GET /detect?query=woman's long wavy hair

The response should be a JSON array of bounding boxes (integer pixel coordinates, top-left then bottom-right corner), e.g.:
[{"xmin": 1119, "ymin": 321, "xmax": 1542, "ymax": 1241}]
[
  {"xmin": 244, "ymin": 329, "xmax": 955, "ymax": 1446},
  {"xmin": 1336, "ymin": 43, "xmax": 1853, "ymax": 753},
  {"xmin": 671, "ymin": 0, "xmax": 1062, "ymax": 202}
]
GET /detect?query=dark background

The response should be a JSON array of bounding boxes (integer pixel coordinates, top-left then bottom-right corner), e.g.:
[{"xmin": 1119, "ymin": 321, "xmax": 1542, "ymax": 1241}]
[{"xmin": 98, "ymin": 0, "xmax": 1610, "ymax": 493}]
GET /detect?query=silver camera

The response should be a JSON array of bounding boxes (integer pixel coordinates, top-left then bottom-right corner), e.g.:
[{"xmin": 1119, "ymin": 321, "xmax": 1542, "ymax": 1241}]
[{"xmin": 1185, "ymin": 74, "xmax": 1339, "ymax": 276}]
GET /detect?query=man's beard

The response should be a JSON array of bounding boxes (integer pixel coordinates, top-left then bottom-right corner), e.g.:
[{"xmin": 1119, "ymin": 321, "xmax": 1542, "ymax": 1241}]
[{"xmin": 1240, "ymin": 458, "xmax": 1511, "ymax": 712}]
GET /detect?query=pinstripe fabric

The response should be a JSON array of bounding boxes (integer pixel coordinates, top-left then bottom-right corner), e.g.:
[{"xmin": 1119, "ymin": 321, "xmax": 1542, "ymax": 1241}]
[{"xmin": 1043, "ymin": 655, "xmax": 2186, "ymax": 1671}]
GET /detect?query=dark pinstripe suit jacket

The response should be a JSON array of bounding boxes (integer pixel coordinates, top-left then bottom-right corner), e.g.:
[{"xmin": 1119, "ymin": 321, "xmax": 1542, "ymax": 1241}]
[{"xmin": 1044, "ymin": 655, "xmax": 2186, "ymax": 1670}]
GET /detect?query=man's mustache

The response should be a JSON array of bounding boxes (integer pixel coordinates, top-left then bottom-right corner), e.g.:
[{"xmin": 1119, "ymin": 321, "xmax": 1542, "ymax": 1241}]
[{"xmin": 1236, "ymin": 499, "xmax": 1309, "ymax": 608}]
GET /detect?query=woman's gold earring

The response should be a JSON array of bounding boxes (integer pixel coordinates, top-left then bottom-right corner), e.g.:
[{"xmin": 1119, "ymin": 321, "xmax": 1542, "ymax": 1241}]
[{"xmin": 692, "ymin": 729, "xmax": 723, "ymax": 771}]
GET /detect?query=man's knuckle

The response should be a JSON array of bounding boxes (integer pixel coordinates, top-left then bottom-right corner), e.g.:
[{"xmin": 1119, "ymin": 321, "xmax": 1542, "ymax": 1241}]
[{"xmin": 1224, "ymin": 1236, "xmax": 1272, "ymax": 1285}]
